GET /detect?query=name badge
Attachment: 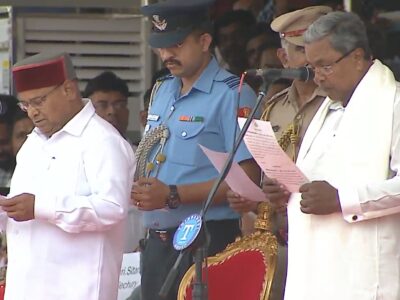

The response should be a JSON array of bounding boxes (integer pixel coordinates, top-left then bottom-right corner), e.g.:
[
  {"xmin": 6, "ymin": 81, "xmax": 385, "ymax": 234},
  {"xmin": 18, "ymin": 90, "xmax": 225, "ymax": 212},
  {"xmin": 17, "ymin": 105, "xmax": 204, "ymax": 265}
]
[
  {"xmin": 147, "ymin": 114, "xmax": 160, "ymax": 121},
  {"xmin": 144, "ymin": 124, "xmax": 151, "ymax": 133}
]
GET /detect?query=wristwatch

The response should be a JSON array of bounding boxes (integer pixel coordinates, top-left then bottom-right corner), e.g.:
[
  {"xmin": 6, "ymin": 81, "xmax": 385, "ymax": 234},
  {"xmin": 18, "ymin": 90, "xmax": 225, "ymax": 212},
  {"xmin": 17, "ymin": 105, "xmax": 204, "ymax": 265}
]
[{"xmin": 166, "ymin": 185, "xmax": 181, "ymax": 209}]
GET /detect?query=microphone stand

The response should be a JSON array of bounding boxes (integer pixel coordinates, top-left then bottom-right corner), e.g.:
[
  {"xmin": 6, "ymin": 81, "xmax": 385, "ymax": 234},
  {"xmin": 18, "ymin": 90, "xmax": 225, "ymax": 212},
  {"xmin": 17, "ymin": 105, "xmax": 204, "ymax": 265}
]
[{"xmin": 159, "ymin": 78, "xmax": 274, "ymax": 300}]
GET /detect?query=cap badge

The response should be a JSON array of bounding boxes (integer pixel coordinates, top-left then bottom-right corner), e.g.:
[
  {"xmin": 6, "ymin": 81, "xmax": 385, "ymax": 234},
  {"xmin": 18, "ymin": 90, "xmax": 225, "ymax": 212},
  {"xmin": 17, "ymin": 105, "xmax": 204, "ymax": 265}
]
[{"xmin": 152, "ymin": 15, "xmax": 167, "ymax": 31}]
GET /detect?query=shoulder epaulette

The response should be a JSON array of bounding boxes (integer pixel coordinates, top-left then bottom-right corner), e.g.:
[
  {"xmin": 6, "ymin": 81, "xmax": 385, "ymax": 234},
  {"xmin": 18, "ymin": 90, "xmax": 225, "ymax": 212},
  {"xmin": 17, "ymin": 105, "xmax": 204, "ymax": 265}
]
[
  {"xmin": 264, "ymin": 86, "xmax": 290, "ymax": 105},
  {"xmin": 215, "ymin": 68, "xmax": 243, "ymax": 90},
  {"xmin": 156, "ymin": 74, "xmax": 173, "ymax": 82},
  {"xmin": 148, "ymin": 75, "xmax": 172, "ymax": 112},
  {"xmin": 221, "ymin": 75, "xmax": 241, "ymax": 90},
  {"xmin": 261, "ymin": 86, "xmax": 291, "ymax": 121}
]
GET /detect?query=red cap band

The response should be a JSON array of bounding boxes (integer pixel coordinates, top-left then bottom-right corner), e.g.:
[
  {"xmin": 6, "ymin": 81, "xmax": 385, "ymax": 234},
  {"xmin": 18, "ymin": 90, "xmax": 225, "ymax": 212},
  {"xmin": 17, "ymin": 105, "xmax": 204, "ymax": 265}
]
[
  {"xmin": 280, "ymin": 28, "xmax": 307, "ymax": 38},
  {"xmin": 13, "ymin": 56, "xmax": 67, "ymax": 93}
]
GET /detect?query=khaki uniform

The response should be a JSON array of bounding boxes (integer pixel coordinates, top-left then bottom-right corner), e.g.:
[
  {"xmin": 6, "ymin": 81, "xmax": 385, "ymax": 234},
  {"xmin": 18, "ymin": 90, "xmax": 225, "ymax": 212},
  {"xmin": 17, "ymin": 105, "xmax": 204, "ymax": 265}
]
[
  {"xmin": 262, "ymin": 84, "xmax": 327, "ymax": 161},
  {"xmin": 262, "ymin": 83, "xmax": 326, "ymax": 300},
  {"xmin": 256, "ymin": 5, "xmax": 332, "ymax": 300}
]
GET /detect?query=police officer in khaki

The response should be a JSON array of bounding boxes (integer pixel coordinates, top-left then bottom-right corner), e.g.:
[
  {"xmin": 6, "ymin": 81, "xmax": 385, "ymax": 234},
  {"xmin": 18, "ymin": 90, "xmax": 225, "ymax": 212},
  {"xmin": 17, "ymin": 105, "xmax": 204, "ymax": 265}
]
[
  {"xmin": 227, "ymin": 6, "xmax": 332, "ymax": 300},
  {"xmin": 264, "ymin": 5, "xmax": 332, "ymax": 161}
]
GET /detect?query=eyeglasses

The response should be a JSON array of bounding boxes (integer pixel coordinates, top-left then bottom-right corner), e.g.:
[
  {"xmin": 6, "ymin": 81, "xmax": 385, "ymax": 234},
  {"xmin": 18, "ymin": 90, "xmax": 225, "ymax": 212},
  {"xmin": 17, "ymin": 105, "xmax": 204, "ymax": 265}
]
[
  {"xmin": 17, "ymin": 84, "xmax": 61, "ymax": 112},
  {"xmin": 93, "ymin": 99, "xmax": 127, "ymax": 111},
  {"xmin": 307, "ymin": 48, "xmax": 355, "ymax": 76}
]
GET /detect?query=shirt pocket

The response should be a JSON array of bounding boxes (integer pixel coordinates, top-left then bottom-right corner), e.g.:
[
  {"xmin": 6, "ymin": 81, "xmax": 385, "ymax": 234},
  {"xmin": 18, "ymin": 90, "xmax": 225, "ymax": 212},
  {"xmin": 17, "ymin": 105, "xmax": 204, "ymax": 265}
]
[
  {"xmin": 45, "ymin": 152, "xmax": 85, "ymax": 196},
  {"xmin": 168, "ymin": 122, "xmax": 205, "ymax": 166}
]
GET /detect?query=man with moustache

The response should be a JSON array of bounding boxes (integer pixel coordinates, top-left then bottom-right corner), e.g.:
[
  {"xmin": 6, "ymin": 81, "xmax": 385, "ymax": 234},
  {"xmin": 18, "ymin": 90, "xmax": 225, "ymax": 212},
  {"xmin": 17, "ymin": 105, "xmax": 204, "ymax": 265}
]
[{"xmin": 133, "ymin": 0, "xmax": 260, "ymax": 299}]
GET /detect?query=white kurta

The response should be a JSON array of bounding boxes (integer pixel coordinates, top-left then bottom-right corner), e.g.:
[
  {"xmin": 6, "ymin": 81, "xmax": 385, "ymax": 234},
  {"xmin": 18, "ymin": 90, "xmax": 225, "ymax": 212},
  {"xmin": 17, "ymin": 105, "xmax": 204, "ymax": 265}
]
[
  {"xmin": 284, "ymin": 61, "xmax": 400, "ymax": 300},
  {"xmin": 1, "ymin": 101, "xmax": 135, "ymax": 300}
]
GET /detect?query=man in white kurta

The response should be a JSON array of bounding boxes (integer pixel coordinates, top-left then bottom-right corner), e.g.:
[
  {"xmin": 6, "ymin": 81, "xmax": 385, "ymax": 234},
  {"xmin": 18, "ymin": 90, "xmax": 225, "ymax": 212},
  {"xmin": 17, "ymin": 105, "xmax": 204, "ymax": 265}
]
[
  {"xmin": 271, "ymin": 12, "xmax": 400, "ymax": 300},
  {"xmin": 0, "ymin": 52, "xmax": 135, "ymax": 300}
]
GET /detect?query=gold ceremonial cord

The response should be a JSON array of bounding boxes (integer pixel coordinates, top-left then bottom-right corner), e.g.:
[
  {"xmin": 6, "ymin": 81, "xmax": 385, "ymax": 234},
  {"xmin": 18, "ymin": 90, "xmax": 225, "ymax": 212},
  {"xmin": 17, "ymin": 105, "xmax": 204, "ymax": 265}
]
[
  {"xmin": 260, "ymin": 101, "xmax": 274, "ymax": 122},
  {"xmin": 135, "ymin": 80, "xmax": 169, "ymax": 181},
  {"xmin": 148, "ymin": 79, "xmax": 162, "ymax": 112},
  {"xmin": 261, "ymin": 101, "xmax": 299, "ymax": 161},
  {"xmin": 276, "ymin": 124, "xmax": 299, "ymax": 161},
  {"xmin": 134, "ymin": 124, "xmax": 169, "ymax": 181}
]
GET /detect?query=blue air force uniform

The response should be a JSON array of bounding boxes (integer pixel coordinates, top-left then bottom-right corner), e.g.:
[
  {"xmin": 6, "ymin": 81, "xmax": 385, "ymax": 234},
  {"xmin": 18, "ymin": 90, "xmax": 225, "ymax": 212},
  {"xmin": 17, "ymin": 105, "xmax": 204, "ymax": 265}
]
[
  {"xmin": 143, "ymin": 57, "xmax": 257, "ymax": 229},
  {"xmin": 138, "ymin": 0, "xmax": 258, "ymax": 299}
]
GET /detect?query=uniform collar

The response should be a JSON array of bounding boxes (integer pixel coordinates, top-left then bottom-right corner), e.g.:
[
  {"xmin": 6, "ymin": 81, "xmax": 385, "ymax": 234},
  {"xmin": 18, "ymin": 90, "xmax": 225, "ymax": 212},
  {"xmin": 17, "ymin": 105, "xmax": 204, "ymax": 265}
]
[
  {"xmin": 287, "ymin": 83, "xmax": 327, "ymax": 107},
  {"xmin": 192, "ymin": 56, "xmax": 219, "ymax": 94},
  {"xmin": 62, "ymin": 99, "xmax": 95, "ymax": 136},
  {"xmin": 168, "ymin": 56, "xmax": 219, "ymax": 96}
]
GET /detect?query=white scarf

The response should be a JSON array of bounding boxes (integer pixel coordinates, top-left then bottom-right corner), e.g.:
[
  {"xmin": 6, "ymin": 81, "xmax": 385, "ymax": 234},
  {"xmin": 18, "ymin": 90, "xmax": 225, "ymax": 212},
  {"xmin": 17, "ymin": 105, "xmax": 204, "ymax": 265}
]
[{"xmin": 297, "ymin": 59, "xmax": 396, "ymax": 185}]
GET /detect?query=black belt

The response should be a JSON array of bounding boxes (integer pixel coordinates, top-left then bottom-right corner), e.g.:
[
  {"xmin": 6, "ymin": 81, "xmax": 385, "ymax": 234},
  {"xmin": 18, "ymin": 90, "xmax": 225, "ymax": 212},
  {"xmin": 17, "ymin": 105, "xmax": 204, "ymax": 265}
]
[
  {"xmin": 149, "ymin": 228, "xmax": 176, "ymax": 242},
  {"xmin": 148, "ymin": 219, "xmax": 239, "ymax": 243}
]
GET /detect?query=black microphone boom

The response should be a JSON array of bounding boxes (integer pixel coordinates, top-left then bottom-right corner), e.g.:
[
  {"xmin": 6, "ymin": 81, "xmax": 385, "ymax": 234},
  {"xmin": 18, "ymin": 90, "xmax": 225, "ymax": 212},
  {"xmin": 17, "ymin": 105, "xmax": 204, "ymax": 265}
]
[{"xmin": 246, "ymin": 66, "xmax": 314, "ymax": 82}]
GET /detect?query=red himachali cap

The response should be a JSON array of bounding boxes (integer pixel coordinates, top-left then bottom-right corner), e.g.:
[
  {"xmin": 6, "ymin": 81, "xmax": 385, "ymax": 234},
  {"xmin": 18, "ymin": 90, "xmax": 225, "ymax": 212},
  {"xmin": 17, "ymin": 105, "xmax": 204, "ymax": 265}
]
[{"xmin": 12, "ymin": 52, "xmax": 76, "ymax": 93}]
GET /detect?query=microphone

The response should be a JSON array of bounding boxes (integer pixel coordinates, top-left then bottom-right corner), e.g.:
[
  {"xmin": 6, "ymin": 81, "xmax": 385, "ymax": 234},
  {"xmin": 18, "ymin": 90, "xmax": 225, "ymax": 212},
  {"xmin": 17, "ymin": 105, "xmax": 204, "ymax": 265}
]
[{"xmin": 245, "ymin": 66, "xmax": 314, "ymax": 82}]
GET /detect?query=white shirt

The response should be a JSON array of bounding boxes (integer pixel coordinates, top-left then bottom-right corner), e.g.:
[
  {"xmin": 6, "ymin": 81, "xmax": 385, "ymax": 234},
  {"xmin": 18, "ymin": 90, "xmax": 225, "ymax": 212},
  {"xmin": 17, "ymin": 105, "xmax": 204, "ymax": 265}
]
[
  {"xmin": 123, "ymin": 143, "xmax": 145, "ymax": 253},
  {"xmin": 1, "ymin": 100, "xmax": 135, "ymax": 300},
  {"xmin": 305, "ymin": 86, "xmax": 400, "ymax": 222}
]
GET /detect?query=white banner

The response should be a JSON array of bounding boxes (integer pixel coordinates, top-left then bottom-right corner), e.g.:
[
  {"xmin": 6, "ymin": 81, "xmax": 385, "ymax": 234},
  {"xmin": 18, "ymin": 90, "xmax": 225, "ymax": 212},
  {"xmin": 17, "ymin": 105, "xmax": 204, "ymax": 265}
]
[{"xmin": 117, "ymin": 252, "xmax": 141, "ymax": 300}]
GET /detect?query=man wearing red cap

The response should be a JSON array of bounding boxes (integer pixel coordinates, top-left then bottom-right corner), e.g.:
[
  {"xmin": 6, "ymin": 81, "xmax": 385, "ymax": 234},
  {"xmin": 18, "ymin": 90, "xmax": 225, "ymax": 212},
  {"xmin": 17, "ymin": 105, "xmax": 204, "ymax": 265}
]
[{"xmin": 0, "ymin": 52, "xmax": 135, "ymax": 300}]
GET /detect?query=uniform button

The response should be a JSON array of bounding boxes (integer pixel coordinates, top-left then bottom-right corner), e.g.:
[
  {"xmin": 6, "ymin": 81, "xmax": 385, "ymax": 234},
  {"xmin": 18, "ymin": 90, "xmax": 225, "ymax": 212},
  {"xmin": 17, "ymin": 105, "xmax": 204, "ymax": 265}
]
[
  {"xmin": 352, "ymin": 215, "xmax": 358, "ymax": 221},
  {"xmin": 296, "ymin": 114, "xmax": 302, "ymax": 120},
  {"xmin": 272, "ymin": 125, "xmax": 280, "ymax": 132},
  {"xmin": 170, "ymin": 106, "xmax": 175, "ymax": 111},
  {"xmin": 181, "ymin": 131, "xmax": 187, "ymax": 137}
]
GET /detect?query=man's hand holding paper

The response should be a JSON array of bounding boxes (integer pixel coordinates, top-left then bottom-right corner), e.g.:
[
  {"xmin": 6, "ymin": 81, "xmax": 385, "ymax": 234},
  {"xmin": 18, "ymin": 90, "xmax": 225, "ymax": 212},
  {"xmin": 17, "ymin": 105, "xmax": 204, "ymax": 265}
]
[
  {"xmin": 299, "ymin": 181, "xmax": 341, "ymax": 215},
  {"xmin": 226, "ymin": 189, "xmax": 259, "ymax": 213},
  {"xmin": 238, "ymin": 118, "xmax": 308, "ymax": 193},
  {"xmin": 199, "ymin": 145, "xmax": 266, "ymax": 202},
  {"xmin": 0, "ymin": 193, "xmax": 35, "ymax": 222},
  {"xmin": 262, "ymin": 177, "xmax": 290, "ymax": 213}
]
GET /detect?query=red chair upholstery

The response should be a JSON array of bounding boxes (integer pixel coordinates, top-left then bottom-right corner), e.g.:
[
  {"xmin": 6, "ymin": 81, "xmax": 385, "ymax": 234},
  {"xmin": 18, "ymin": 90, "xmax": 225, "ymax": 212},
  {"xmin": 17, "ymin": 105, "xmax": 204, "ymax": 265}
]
[
  {"xmin": 0, "ymin": 282, "xmax": 4, "ymax": 300},
  {"xmin": 178, "ymin": 203, "xmax": 278, "ymax": 300}
]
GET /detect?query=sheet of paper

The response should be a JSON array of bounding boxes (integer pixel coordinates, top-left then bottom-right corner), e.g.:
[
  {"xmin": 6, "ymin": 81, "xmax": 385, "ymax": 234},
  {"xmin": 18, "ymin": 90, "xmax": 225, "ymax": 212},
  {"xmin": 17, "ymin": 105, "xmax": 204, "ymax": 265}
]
[
  {"xmin": 199, "ymin": 145, "xmax": 266, "ymax": 202},
  {"xmin": 238, "ymin": 118, "xmax": 308, "ymax": 192}
]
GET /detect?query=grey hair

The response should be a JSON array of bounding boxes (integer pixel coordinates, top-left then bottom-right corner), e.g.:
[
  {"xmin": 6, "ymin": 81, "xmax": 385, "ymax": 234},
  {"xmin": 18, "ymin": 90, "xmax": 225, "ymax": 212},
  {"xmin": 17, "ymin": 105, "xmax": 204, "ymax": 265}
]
[{"xmin": 304, "ymin": 11, "xmax": 371, "ymax": 59}]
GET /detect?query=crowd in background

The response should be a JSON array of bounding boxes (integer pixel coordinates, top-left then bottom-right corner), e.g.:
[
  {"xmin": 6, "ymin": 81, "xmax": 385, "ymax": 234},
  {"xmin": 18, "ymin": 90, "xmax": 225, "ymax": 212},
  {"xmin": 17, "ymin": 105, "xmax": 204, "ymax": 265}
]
[
  {"xmin": 209, "ymin": 0, "xmax": 400, "ymax": 85},
  {"xmin": 141, "ymin": 0, "xmax": 400, "ymax": 112}
]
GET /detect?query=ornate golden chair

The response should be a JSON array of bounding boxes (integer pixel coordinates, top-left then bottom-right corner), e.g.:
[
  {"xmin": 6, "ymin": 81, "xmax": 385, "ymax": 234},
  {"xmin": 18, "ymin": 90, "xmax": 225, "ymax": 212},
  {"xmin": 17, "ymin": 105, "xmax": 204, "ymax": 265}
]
[{"xmin": 178, "ymin": 202, "xmax": 278, "ymax": 300}]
